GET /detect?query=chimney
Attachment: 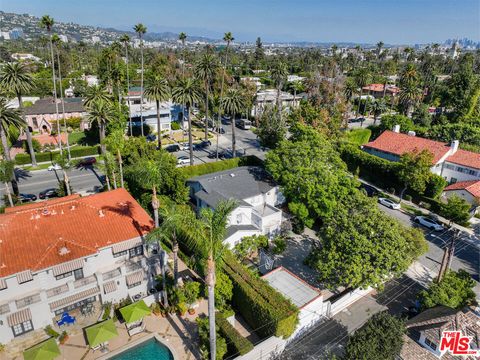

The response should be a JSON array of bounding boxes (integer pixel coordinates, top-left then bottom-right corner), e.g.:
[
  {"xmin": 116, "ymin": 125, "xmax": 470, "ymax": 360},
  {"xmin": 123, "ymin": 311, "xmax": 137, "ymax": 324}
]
[
  {"xmin": 393, "ymin": 124, "xmax": 400, "ymax": 133},
  {"xmin": 407, "ymin": 131, "xmax": 416, "ymax": 137},
  {"xmin": 450, "ymin": 140, "xmax": 459, "ymax": 154}
]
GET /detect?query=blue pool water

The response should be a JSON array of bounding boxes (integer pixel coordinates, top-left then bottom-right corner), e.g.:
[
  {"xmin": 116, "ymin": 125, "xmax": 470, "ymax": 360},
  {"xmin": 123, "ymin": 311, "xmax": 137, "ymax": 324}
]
[{"xmin": 110, "ymin": 338, "xmax": 174, "ymax": 360}]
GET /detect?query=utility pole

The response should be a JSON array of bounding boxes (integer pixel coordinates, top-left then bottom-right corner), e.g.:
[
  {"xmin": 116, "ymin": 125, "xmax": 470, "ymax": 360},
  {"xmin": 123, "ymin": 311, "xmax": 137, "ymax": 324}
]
[{"xmin": 437, "ymin": 228, "xmax": 460, "ymax": 282}]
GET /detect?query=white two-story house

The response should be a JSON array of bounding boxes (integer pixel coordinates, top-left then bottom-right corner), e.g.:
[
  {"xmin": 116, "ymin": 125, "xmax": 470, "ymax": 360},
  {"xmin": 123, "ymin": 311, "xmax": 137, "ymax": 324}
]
[
  {"xmin": 187, "ymin": 166, "xmax": 285, "ymax": 248},
  {"xmin": 0, "ymin": 189, "xmax": 155, "ymax": 345}
]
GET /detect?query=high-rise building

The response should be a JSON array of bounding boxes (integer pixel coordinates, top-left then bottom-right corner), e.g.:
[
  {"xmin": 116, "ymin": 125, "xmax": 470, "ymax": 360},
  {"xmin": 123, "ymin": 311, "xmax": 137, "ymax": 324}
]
[{"xmin": 9, "ymin": 28, "xmax": 24, "ymax": 40}]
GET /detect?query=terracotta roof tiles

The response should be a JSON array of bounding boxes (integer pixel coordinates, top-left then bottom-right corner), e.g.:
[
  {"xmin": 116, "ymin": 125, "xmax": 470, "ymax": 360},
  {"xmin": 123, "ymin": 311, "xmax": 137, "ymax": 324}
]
[{"xmin": 444, "ymin": 180, "xmax": 480, "ymax": 198}]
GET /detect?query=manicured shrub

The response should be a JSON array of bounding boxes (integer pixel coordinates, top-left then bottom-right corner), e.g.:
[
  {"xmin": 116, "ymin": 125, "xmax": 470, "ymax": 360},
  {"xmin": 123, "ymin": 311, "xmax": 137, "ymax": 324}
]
[
  {"xmin": 216, "ymin": 315, "xmax": 254, "ymax": 356},
  {"xmin": 15, "ymin": 146, "xmax": 100, "ymax": 165},
  {"xmin": 171, "ymin": 122, "xmax": 181, "ymax": 130},
  {"xmin": 179, "ymin": 155, "xmax": 263, "ymax": 178}
]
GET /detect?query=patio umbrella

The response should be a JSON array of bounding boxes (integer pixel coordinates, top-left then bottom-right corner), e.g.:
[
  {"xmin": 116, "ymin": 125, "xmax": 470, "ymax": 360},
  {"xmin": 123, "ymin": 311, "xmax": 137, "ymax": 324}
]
[
  {"xmin": 85, "ymin": 319, "xmax": 118, "ymax": 347},
  {"xmin": 119, "ymin": 300, "xmax": 152, "ymax": 324},
  {"xmin": 23, "ymin": 338, "xmax": 61, "ymax": 360}
]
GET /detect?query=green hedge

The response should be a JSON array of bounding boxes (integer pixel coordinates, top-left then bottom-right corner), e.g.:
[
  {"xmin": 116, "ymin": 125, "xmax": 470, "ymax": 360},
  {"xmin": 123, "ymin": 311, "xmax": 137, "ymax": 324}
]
[
  {"xmin": 179, "ymin": 155, "xmax": 264, "ymax": 178},
  {"xmin": 216, "ymin": 315, "xmax": 254, "ymax": 356},
  {"xmin": 15, "ymin": 146, "xmax": 100, "ymax": 165},
  {"xmin": 339, "ymin": 143, "xmax": 446, "ymax": 199},
  {"xmin": 222, "ymin": 252, "xmax": 298, "ymax": 339}
]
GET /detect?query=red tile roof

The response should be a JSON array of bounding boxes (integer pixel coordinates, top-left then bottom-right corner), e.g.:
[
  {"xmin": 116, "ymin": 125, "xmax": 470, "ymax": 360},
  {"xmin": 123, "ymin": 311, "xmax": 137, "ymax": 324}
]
[
  {"xmin": 362, "ymin": 84, "xmax": 399, "ymax": 94},
  {"xmin": 363, "ymin": 130, "xmax": 452, "ymax": 164},
  {"xmin": 444, "ymin": 180, "xmax": 480, "ymax": 198},
  {"xmin": 0, "ymin": 189, "xmax": 154, "ymax": 278},
  {"xmin": 445, "ymin": 149, "xmax": 480, "ymax": 170}
]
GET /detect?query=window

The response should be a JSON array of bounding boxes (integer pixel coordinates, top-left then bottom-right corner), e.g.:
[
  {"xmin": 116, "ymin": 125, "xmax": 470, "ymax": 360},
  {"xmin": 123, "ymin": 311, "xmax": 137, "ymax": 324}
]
[
  {"xmin": 55, "ymin": 271, "xmax": 72, "ymax": 280},
  {"xmin": 73, "ymin": 268, "xmax": 84, "ymax": 280},
  {"xmin": 127, "ymin": 281, "xmax": 142, "ymax": 289},
  {"xmin": 424, "ymin": 337, "xmax": 437, "ymax": 351},
  {"xmin": 32, "ymin": 117, "xmax": 38, "ymax": 128},
  {"xmin": 129, "ymin": 245, "xmax": 143, "ymax": 258},
  {"xmin": 450, "ymin": 178, "xmax": 457, "ymax": 184},
  {"xmin": 54, "ymin": 296, "xmax": 96, "ymax": 316},
  {"xmin": 12, "ymin": 320, "xmax": 33, "ymax": 337},
  {"xmin": 113, "ymin": 250, "xmax": 128, "ymax": 258}
]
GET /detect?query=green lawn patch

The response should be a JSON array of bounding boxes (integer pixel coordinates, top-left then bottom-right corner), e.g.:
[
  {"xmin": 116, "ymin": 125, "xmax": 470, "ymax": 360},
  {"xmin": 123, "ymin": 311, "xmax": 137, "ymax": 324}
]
[{"xmin": 345, "ymin": 128, "xmax": 372, "ymax": 145}]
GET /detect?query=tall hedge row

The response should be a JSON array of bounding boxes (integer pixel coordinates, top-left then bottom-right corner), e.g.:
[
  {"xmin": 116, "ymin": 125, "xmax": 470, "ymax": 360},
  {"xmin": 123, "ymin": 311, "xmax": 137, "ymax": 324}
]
[
  {"xmin": 15, "ymin": 146, "xmax": 100, "ymax": 165},
  {"xmin": 179, "ymin": 155, "xmax": 264, "ymax": 178},
  {"xmin": 222, "ymin": 252, "xmax": 299, "ymax": 339},
  {"xmin": 216, "ymin": 315, "xmax": 254, "ymax": 356}
]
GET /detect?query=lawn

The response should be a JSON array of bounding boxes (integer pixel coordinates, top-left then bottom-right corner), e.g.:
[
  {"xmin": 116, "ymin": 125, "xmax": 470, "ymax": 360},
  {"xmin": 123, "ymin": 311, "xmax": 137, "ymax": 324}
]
[
  {"xmin": 345, "ymin": 128, "xmax": 372, "ymax": 145},
  {"xmin": 68, "ymin": 131, "xmax": 86, "ymax": 145}
]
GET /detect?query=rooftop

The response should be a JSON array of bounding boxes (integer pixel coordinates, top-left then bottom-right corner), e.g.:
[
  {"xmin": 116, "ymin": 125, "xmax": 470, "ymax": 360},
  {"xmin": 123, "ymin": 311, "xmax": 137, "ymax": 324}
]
[
  {"xmin": 188, "ymin": 166, "xmax": 276, "ymax": 207},
  {"xmin": 25, "ymin": 97, "xmax": 85, "ymax": 115},
  {"xmin": 444, "ymin": 180, "xmax": 480, "ymax": 198},
  {"xmin": 446, "ymin": 148, "xmax": 480, "ymax": 170},
  {"xmin": 263, "ymin": 267, "xmax": 321, "ymax": 308},
  {"xmin": 0, "ymin": 189, "xmax": 153, "ymax": 278}
]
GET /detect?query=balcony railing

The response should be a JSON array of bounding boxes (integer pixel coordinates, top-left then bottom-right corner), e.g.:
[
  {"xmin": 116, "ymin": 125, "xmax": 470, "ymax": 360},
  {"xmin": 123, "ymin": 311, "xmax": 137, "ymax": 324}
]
[
  {"xmin": 0, "ymin": 303, "xmax": 9, "ymax": 315},
  {"xmin": 46, "ymin": 284, "xmax": 69, "ymax": 298},
  {"xmin": 73, "ymin": 275, "xmax": 97, "ymax": 289},
  {"xmin": 102, "ymin": 268, "xmax": 122, "ymax": 281},
  {"xmin": 125, "ymin": 260, "xmax": 143, "ymax": 273},
  {"xmin": 16, "ymin": 293, "xmax": 41, "ymax": 309}
]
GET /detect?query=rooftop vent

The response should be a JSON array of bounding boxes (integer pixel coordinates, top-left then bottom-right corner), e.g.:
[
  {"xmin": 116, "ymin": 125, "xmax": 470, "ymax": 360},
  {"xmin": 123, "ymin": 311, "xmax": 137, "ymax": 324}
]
[
  {"xmin": 407, "ymin": 131, "xmax": 416, "ymax": 136},
  {"xmin": 70, "ymin": 205, "xmax": 76, "ymax": 211},
  {"xmin": 58, "ymin": 245, "xmax": 70, "ymax": 256},
  {"xmin": 98, "ymin": 210, "xmax": 105, "ymax": 217}
]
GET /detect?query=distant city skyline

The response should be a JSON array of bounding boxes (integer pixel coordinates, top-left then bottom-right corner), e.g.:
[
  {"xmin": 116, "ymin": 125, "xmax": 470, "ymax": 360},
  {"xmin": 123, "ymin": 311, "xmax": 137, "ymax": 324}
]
[{"xmin": 3, "ymin": 0, "xmax": 479, "ymax": 44}]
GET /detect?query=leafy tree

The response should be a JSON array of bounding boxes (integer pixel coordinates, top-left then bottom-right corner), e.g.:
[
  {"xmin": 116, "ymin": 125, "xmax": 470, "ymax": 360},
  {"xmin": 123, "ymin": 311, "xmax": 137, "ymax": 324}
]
[
  {"xmin": 289, "ymin": 101, "xmax": 340, "ymax": 137},
  {"xmin": 412, "ymin": 103, "xmax": 432, "ymax": 127},
  {"xmin": 144, "ymin": 74, "xmax": 170, "ymax": 148},
  {"xmin": 371, "ymin": 99, "xmax": 387, "ymax": 124},
  {"xmin": 256, "ymin": 105, "xmax": 287, "ymax": 148},
  {"xmin": 397, "ymin": 149, "xmax": 433, "ymax": 199},
  {"xmin": 345, "ymin": 312, "xmax": 406, "ymax": 360},
  {"xmin": 197, "ymin": 316, "xmax": 227, "ymax": 360},
  {"xmin": 215, "ymin": 270, "xmax": 233, "ymax": 310},
  {"xmin": 266, "ymin": 124, "xmax": 353, "ymax": 228},
  {"xmin": 0, "ymin": 62, "xmax": 37, "ymax": 166},
  {"xmin": 310, "ymin": 189, "xmax": 427, "ymax": 289},
  {"xmin": 378, "ymin": 114, "xmax": 415, "ymax": 133},
  {"xmin": 0, "ymin": 160, "xmax": 14, "ymax": 207},
  {"xmin": 233, "ymin": 234, "xmax": 268, "ymax": 260},
  {"xmin": 440, "ymin": 194, "xmax": 471, "ymax": 226},
  {"xmin": 103, "ymin": 129, "xmax": 126, "ymax": 188},
  {"xmin": 254, "ymin": 37, "xmax": 264, "ymax": 64},
  {"xmin": 418, "ymin": 269, "xmax": 476, "ymax": 309}
]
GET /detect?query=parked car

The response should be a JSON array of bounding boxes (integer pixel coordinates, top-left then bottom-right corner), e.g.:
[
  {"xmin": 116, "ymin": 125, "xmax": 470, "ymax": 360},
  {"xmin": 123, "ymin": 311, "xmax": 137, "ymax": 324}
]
[
  {"xmin": 236, "ymin": 119, "xmax": 252, "ymax": 129},
  {"xmin": 378, "ymin": 197, "xmax": 401, "ymax": 210},
  {"xmin": 146, "ymin": 134, "xmax": 157, "ymax": 142},
  {"xmin": 177, "ymin": 156, "xmax": 191, "ymax": 166},
  {"xmin": 194, "ymin": 140, "xmax": 212, "ymax": 150},
  {"xmin": 165, "ymin": 144, "xmax": 181, "ymax": 153},
  {"xmin": 78, "ymin": 157, "xmax": 96, "ymax": 166},
  {"xmin": 181, "ymin": 143, "xmax": 190, "ymax": 151},
  {"xmin": 18, "ymin": 193, "xmax": 37, "ymax": 202},
  {"xmin": 48, "ymin": 163, "xmax": 62, "ymax": 171},
  {"xmin": 360, "ymin": 184, "xmax": 379, "ymax": 197},
  {"xmin": 414, "ymin": 216, "xmax": 444, "ymax": 231},
  {"xmin": 39, "ymin": 188, "xmax": 58, "ymax": 199}
]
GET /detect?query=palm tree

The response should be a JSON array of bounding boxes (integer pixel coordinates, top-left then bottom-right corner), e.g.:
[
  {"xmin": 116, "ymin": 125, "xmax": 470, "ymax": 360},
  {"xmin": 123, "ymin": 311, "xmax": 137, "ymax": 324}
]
[
  {"xmin": 376, "ymin": 41, "xmax": 384, "ymax": 59},
  {"xmin": 172, "ymin": 78, "xmax": 202, "ymax": 165},
  {"xmin": 354, "ymin": 68, "xmax": 371, "ymax": 125},
  {"xmin": 0, "ymin": 62, "xmax": 37, "ymax": 166},
  {"xmin": 144, "ymin": 75, "xmax": 170, "ymax": 148},
  {"xmin": 186, "ymin": 200, "xmax": 236, "ymax": 360},
  {"xmin": 371, "ymin": 99, "xmax": 387, "ymax": 124},
  {"xmin": 399, "ymin": 83, "xmax": 422, "ymax": 117},
  {"xmin": 53, "ymin": 153, "xmax": 72, "ymax": 196},
  {"xmin": 0, "ymin": 160, "xmax": 15, "ymax": 207},
  {"xmin": 194, "ymin": 52, "xmax": 218, "ymax": 140},
  {"xmin": 40, "ymin": 15, "xmax": 62, "ymax": 153},
  {"xmin": 51, "ymin": 34, "xmax": 71, "ymax": 161},
  {"xmin": 221, "ymin": 88, "xmax": 245, "ymax": 158},
  {"xmin": 104, "ymin": 129, "xmax": 126, "ymax": 188},
  {"xmin": 270, "ymin": 61, "xmax": 289, "ymax": 118},
  {"xmin": 134, "ymin": 23, "xmax": 147, "ymax": 136},
  {"xmin": 216, "ymin": 32, "xmax": 234, "ymax": 159},
  {"xmin": 290, "ymin": 81, "xmax": 303, "ymax": 108},
  {"xmin": 178, "ymin": 32, "xmax": 187, "ymax": 142},
  {"xmin": 84, "ymin": 85, "xmax": 111, "ymax": 107},
  {"xmin": 120, "ymin": 34, "xmax": 133, "ymax": 134},
  {"xmin": 86, "ymin": 99, "xmax": 116, "ymax": 155},
  {"xmin": 97, "ymin": 151, "xmax": 118, "ymax": 190},
  {"xmin": 0, "ymin": 98, "xmax": 25, "ymax": 195}
]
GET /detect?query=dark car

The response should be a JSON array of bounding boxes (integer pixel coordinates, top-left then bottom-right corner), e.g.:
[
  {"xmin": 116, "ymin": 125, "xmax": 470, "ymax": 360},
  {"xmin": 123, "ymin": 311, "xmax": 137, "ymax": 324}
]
[
  {"xmin": 18, "ymin": 193, "xmax": 37, "ymax": 202},
  {"xmin": 78, "ymin": 157, "xmax": 97, "ymax": 166},
  {"xmin": 194, "ymin": 140, "xmax": 212, "ymax": 150},
  {"xmin": 214, "ymin": 127, "xmax": 226, "ymax": 134},
  {"xmin": 165, "ymin": 144, "xmax": 181, "ymax": 153},
  {"xmin": 360, "ymin": 184, "xmax": 379, "ymax": 197},
  {"xmin": 39, "ymin": 188, "xmax": 58, "ymax": 199},
  {"xmin": 146, "ymin": 134, "xmax": 157, "ymax": 142}
]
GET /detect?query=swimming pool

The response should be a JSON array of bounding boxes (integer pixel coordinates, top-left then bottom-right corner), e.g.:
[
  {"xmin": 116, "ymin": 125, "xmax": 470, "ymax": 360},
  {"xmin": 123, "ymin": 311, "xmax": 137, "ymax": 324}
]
[{"xmin": 109, "ymin": 338, "xmax": 174, "ymax": 360}]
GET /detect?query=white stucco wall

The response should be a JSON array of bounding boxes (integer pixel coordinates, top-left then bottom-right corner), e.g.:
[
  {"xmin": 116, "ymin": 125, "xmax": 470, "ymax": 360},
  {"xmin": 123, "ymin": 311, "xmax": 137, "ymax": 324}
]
[
  {"xmin": 443, "ymin": 189, "xmax": 477, "ymax": 205},
  {"xmin": 440, "ymin": 163, "xmax": 480, "ymax": 183},
  {"xmin": 224, "ymin": 229, "xmax": 262, "ymax": 249}
]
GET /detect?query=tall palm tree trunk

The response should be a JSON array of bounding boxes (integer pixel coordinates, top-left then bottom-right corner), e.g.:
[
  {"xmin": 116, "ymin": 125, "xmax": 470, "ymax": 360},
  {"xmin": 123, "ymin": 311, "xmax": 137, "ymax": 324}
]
[
  {"xmin": 117, "ymin": 149, "xmax": 124, "ymax": 188},
  {"xmin": 187, "ymin": 105, "xmax": 194, "ymax": 165},
  {"xmin": 0, "ymin": 125, "xmax": 18, "ymax": 195},
  {"xmin": 56, "ymin": 49, "xmax": 71, "ymax": 161},
  {"xmin": 63, "ymin": 170, "xmax": 71, "ymax": 196},
  {"xmin": 216, "ymin": 45, "xmax": 230, "ymax": 160},
  {"xmin": 4, "ymin": 181, "xmax": 13, "ymax": 207},
  {"xmin": 172, "ymin": 232, "xmax": 179, "ymax": 287},
  {"xmin": 140, "ymin": 42, "xmax": 145, "ymax": 137},
  {"xmin": 152, "ymin": 186, "xmax": 159, "ymax": 228},
  {"xmin": 99, "ymin": 122, "xmax": 106, "ymax": 155},
  {"xmin": 231, "ymin": 111, "xmax": 236, "ymax": 158},
  {"xmin": 17, "ymin": 94, "xmax": 37, "ymax": 166},
  {"xmin": 206, "ymin": 254, "xmax": 216, "ymax": 360},
  {"xmin": 156, "ymin": 100, "xmax": 162, "ymax": 148},
  {"xmin": 49, "ymin": 37, "xmax": 62, "ymax": 153},
  {"xmin": 204, "ymin": 80, "xmax": 209, "ymax": 141},
  {"xmin": 125, "ymin": 45, "xmax": 133, "ymax": 135},
  {"xmin": 112, "ymin": 170, "xmax": 118, "ymax": 189}
]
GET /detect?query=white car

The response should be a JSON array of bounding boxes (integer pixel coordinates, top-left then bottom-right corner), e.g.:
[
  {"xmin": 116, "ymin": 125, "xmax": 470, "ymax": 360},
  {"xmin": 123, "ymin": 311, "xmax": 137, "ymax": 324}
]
[
  {"xmin": 177, "ymin": 156, "xmax": 190, "ymax": 166},
  {"xmin": 182, "ymin": 143, "xmax": 190, "ymax": 151},
  {"xmin": 378, "ymin": 197, "xmax": 401, "ymax": 210},
  {"xmin": 414, "ymin": 216, "xmax": 444, "ymax": 231},
  {"xmin": 48, "ymin": 163, "xmax": 62, "ymax": 171}
]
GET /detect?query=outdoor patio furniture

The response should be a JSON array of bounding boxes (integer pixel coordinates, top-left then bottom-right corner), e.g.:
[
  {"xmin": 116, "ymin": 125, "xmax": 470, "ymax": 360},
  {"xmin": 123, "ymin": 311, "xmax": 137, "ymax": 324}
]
[{"xmin": 57, "ymin": 312, "xmax": 76, "ymax": 326}]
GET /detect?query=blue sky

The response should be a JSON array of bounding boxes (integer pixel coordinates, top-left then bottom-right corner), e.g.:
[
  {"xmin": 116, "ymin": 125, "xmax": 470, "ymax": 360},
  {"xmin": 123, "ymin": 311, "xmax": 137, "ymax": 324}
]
[{"xmin": 4, "ymin": 0, "xmax": 479, "ymax": 44}]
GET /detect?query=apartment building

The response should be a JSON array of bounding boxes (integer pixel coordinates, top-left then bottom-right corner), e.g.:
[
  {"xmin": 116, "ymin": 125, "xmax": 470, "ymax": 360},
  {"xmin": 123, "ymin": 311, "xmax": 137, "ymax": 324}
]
[{"xmin": 0, "ymin": 189, "xmax": 154, "ymax": 344}]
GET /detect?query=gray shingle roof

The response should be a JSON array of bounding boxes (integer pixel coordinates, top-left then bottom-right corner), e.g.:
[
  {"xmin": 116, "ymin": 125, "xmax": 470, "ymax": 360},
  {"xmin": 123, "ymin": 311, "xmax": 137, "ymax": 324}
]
[
  {"xmin": 25, "ymin": 97, "xmax": 86, "ymax": 115},
  {"xmin": 188, "ymin": 166, "xmax": 276, "ymax": 208},
  {"xmin": 225, "ymin": 224, "xmax": 260, "ymax": 239}
]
